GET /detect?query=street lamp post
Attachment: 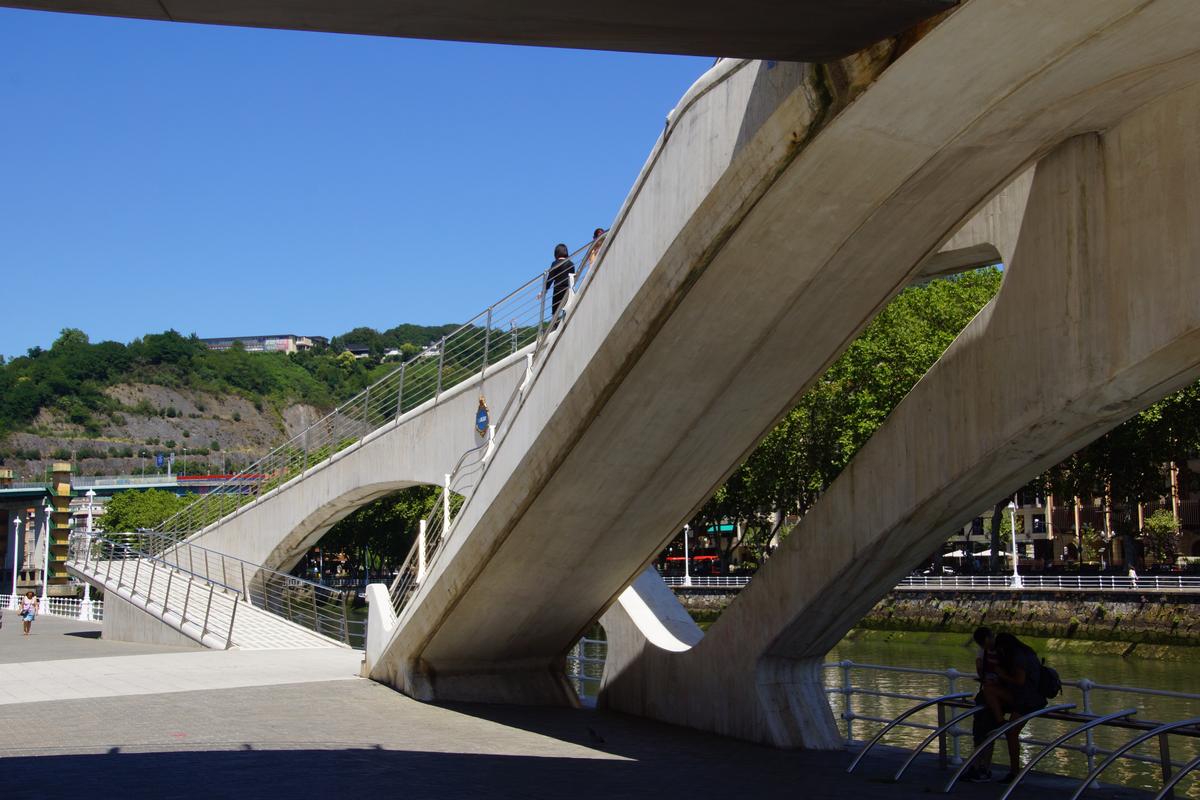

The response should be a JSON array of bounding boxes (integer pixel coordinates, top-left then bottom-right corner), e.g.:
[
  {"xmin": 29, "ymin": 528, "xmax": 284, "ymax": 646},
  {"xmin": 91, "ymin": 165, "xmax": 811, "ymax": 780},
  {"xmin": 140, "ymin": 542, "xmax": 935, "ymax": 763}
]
[
  {"xmin": 8, "ymin": 515, "xmax": 20, "ymax": 609},
  {"xmin": 81, "ymin": 489, "xmax": 96, "ymax": 620},
  {"xmin": 1007, "ymin": 496, "xmax": 1023, "ymax": 589},
  {"xmin": 40, "ymin": 497, "xmax": 51, "ymax": 605},
  {"xmin": 682, "ymin": 524, "xmax": 692, "ymax": 588}
]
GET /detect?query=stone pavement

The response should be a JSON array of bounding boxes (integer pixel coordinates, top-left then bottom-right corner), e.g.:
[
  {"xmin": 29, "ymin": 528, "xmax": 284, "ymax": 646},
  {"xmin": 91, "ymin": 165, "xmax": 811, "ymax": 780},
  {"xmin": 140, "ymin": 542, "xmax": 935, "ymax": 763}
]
[
  {"xmin": 0, "ymin": 615, "xmax": 360, "ymax": 706},
  {"xmin": 0, "ymin": 618, "xmax": 1158, "ymax": 800}
]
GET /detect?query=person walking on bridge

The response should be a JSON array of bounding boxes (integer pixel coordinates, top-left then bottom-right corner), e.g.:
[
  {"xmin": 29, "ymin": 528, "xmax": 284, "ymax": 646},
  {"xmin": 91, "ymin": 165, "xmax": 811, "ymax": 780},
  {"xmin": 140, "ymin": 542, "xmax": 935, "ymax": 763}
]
[
  {"xmin": 546, "ymin": 243, "xmax": 575, "ymax": 327},
  {"xmin": 18, "ymin": 591, "xmax": 38, "ymax": 636}
]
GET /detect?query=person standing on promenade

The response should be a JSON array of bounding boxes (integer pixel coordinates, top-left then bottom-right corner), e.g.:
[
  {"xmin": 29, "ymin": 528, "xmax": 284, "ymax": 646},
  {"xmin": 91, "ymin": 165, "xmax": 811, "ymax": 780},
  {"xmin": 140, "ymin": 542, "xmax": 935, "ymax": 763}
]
[
  {"xmin": 546, "ymin": 243, "xmax": 575, "ymax": 326},
  {"xmin": 19, "ymin": 591, "xmax": 38, "ymax": 636}
]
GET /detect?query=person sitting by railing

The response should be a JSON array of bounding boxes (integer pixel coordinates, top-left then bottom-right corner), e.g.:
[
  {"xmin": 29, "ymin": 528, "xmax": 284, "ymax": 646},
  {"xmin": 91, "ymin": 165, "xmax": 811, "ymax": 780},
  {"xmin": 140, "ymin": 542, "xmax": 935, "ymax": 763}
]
[{"xmin": 965, "ymin": 632, "xmax": 1047, "ymax": 783}]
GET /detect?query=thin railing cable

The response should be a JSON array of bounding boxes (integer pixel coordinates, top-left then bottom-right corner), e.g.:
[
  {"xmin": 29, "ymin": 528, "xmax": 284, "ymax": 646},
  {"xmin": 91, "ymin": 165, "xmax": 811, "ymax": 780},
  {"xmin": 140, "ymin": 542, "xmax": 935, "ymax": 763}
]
[{"xmin": 153, "ymin": 236, "xmax": 599, "ymax": 544}]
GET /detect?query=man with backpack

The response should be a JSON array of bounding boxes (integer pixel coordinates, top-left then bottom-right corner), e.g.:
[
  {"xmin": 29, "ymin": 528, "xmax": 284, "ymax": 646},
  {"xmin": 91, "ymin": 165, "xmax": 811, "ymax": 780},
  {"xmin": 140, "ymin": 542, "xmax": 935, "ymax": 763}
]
[{"xmin": 964, "ymin": 631, "xmax": 1060, "ymax": 783}]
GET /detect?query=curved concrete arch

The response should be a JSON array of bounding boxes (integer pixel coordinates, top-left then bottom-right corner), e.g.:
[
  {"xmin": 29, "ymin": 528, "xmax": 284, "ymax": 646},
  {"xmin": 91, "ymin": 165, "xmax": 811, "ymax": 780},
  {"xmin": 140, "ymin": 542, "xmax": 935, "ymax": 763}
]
[
  {"xmin": 190, "ymin": 349, "xmax": 531, "ymax": 572},
  {"xmin": 367, "ymin": 0, "xmax": 1200, "ymax": 719},
  {"xmin": 599, "ymin": 82, "xmax": 1200, "ymax": 747}
]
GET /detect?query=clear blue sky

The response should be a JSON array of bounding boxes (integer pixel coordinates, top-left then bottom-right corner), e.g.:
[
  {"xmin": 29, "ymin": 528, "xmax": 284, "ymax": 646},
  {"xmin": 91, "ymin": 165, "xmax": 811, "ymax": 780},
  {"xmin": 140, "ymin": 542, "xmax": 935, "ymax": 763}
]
[{"xmin": 0, "ymin": 8, "xmax": 710, "ymax": 357}]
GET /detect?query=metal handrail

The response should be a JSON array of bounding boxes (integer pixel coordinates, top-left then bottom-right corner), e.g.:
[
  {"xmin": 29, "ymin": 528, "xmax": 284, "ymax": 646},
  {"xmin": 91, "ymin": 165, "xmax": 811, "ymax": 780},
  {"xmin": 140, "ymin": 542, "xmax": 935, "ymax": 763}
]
[
  {"xmin": 385, "ymin": 252, "xmax": 604, "ymax": 622},
  {"xmin": 942, "ymin": 703, "xmax": 1076, "ymax": 792},
  {"xmin": 154, "ymin": 235, "xmax": 604, "ymax": 544},
  {"xmin": 1068, "ymin": 717, "xmax": 1200, "ymax": 800},
  {"xmin": 67, "ymin": 531, "xmax": 240, "ymax": 649},
  {"xmin": 893, "ymin": 705, "xmax": 989, "ymax": 780},
  {"xmin": 896, "ymin": 575, "xmax": 1200, "ymax": 591},
  {"xmin": 101, "ymin": 529, "xmax": 352, "ymax": 646},
  {"xmin": 846, "ymin": 692, "xmax": 973, "ymax": 773},
  {"xmin": 999, "ymin": 708, "xmax": 1138, "ymax": 800},
  {"xmin": 1153, "ymin": 752, "xmax": 1200, "ymax": 800}
]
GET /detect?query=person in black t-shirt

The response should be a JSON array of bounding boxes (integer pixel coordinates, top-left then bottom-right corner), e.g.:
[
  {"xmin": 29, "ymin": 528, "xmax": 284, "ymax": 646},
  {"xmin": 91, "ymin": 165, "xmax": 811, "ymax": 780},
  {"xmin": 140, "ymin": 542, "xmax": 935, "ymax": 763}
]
[{"xmin": 546, "ymin": 243, "xmax": 575, "ymax": 326}]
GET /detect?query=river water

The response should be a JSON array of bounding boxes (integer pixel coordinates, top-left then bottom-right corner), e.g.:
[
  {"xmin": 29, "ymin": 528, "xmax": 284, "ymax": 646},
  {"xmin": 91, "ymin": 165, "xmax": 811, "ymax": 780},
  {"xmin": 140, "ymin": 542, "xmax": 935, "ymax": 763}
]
[{"xmin": 825, "ymin": 634, "xmax": 1200, "ymax": 798}]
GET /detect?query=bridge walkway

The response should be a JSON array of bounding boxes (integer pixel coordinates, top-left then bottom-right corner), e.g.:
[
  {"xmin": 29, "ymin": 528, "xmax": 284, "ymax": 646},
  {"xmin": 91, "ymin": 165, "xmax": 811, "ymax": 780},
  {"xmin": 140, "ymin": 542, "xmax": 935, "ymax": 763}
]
[{"xmin": 69, "ymin": 556, "xmax": 343, "ymax": 651}]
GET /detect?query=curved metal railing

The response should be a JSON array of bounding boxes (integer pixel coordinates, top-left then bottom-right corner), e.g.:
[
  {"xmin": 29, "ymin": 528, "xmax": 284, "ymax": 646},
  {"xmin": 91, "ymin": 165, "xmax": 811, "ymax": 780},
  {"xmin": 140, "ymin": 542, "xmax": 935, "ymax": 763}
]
[{"xmin": 153, "ymin": 234, "xmax": 605, "ymax": 544}]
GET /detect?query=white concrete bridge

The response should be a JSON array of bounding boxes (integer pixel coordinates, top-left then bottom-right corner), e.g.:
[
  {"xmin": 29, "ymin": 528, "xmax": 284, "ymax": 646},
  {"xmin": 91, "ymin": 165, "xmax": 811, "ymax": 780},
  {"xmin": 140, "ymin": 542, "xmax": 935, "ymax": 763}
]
[{"xmin": 48, "ymin": 0, "xmax": 1200, "ymax": 752}]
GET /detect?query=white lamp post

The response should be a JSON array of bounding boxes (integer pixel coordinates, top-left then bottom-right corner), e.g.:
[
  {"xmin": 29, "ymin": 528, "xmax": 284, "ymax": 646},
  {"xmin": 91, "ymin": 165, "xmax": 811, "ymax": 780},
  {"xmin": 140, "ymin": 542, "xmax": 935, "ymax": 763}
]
[
  {"xmin": 1007, "ymin": 496, "xmax": 1023, "ymax": 588},
  {"xmin": 40, "ymin": 497, "xmax": 52, "ymax": 605},
  {"xmin": 682, "ymin": 524, "xmax": 692, "ymax": 587},
  {"xmin": 8, "ymin": 515, "xmax": 20, "ymax": 609},
  {"xmin": 80, "ymin": 488, "xmax": 96, "ymax": 620}
]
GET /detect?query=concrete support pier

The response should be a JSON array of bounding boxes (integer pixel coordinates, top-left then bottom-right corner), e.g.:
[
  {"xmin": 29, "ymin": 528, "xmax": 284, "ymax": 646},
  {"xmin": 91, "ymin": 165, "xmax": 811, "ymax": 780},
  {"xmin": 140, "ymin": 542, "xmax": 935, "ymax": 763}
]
[{"xmin": 601, "ymin": 82, "xmax": 1200, "ymax": 748}]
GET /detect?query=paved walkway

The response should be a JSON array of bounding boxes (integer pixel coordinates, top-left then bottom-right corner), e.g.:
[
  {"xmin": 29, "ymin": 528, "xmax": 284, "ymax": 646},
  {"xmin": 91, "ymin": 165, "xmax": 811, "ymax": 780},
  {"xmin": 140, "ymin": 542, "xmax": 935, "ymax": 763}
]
[
  {"xmin": 0, "ymin": 619, "xmax": 1159, "ymax": 799},
  {"xmin": 0, "ymin": 616, "xmax": 361, "ymax": 706}
]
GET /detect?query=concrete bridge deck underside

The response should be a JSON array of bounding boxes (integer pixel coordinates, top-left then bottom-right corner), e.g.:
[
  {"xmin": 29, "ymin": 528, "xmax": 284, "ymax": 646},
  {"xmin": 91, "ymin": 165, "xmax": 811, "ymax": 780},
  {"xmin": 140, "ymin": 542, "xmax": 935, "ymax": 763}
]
[
  {"xmin": 367, "ymin": 0, "xmax": 1200, "ymax": 724},
  {"xmin": 2, "ymin": 0, "xmax": 954, "ymax": 62}
]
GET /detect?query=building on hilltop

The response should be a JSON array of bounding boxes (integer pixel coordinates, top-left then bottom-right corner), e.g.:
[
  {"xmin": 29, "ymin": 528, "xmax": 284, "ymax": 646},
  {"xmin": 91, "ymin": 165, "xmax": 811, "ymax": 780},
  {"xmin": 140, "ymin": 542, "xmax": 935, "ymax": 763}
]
[{"xmin": 200, "ymin": 334, "xmax": 327, "ymax": 354}]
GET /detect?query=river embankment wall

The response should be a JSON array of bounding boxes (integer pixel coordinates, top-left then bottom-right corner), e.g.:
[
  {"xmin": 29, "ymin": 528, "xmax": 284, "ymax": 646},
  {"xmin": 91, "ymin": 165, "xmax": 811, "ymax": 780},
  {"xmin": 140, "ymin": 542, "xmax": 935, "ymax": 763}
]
[{"xmin": 673, "ymin": 588, "xmax": 1200, "ymax": 654}]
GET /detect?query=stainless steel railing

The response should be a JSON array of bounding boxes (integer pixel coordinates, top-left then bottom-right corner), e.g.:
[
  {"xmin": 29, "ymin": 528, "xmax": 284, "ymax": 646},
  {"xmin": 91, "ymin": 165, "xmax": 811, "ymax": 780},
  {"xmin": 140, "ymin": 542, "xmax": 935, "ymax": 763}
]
[
  {"xmin": 115, "ymin": 529, "xmax": 356, "ymax": 646},
  {"xmin": 153, "ymin": 235, "xmax": 605, "ymax": 548},
  {"xmin": 67, "ymin": 531, "xmax": 241, "ymax": 649},
  {"xmin": 828, "ymin": 660, "xmax": 1200, "ymax": 797},
  {"xmin": 385, "ymin": 236, "xmax": 607, "ymax": 623},
  {"xmin": 896, "ymin": 574, "xmax": 1200, "ymax": 592}
]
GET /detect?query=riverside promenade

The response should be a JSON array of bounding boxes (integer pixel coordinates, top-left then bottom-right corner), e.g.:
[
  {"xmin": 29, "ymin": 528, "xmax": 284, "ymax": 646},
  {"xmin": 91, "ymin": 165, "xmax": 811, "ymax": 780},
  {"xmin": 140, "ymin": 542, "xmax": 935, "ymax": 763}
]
[{"xmin": 0, "ymin": 616, "xmax": 1154, "ymax": 799}]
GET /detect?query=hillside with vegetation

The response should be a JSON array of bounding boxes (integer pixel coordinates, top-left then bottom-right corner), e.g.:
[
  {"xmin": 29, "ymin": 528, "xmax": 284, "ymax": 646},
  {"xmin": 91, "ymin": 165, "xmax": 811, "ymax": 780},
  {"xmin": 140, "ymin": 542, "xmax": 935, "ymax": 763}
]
[{"xmin": 0, "ymin": 324, "xmax": 458, "ymax": 479}]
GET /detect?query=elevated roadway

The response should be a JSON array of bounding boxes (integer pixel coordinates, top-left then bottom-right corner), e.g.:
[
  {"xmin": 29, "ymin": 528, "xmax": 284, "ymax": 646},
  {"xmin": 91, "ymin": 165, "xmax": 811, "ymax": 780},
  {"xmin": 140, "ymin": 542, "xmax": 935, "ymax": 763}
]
[{"xmin": 2, "ymin": 0, "xmax": 954, "ymax": 61}]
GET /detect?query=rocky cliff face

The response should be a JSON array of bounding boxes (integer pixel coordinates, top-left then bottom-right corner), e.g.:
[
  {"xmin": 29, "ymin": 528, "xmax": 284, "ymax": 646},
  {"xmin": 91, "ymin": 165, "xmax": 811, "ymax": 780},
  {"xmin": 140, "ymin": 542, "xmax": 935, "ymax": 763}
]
[{"xmin": 1, "ymin": 383, "xmax": 324, "ymax": 478}]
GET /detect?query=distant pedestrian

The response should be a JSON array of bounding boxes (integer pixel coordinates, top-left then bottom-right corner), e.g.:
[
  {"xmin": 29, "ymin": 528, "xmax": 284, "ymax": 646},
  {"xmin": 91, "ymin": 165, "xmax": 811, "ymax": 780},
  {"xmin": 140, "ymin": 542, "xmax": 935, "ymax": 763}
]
[
  {"xmin": 1128, "ymin": 566, "xmax": 1138, "ymax": 588},
  {"xmin": 19, "ymin": 591, "xmax": 38, "ymax": 636},
  {"xmin": 581, "ymin": 227, "xmax": 607, "ymax": 280},
  {"xmin": 546, "ymin": 243, "xmax": 575, "ymax": 326}
]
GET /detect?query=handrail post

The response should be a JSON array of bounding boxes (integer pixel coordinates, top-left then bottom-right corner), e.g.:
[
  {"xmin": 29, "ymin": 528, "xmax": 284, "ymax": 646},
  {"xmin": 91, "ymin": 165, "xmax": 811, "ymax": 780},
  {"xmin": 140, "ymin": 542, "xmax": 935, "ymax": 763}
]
[
  {"xmin": 481, "ymin": 306, "xmax": 493, "ymax": 377},
  {"xmin": 841, "ymin": 660, "xmax": 855, "ymax": 745},
  {"xmin": 132, "ymin": 556, "xmax": 142, "ymax": 594},
  {"xmin": 417, "ymin": 519, "xmax": 427, "ymax": 584},
  {"xmin": 182, "ymin": 576, "xmax": 192, "ymax": 620},
  {"xmin": 226, "ymin": 597, "xmax": 239, "ymax": 649},
  {"xmin": 202, "ymin": 585, "xmax": 214, "ymax": 638},
  {"xmin": 1080, "ymin": 678, "xmax": 1097, "ymax": 777},
  {"xmin": 1159, "ymin": 733, "xmax": 1173, "ymax": 797},
  {"xmin": 537, "ymin": 271, "xmax": 548, "ymax": 339},
  {"xmin": 164, "ymin": 568, "xmax": 173, "ymax": 611},
  {"xmin": 394, "ymin": 362, "xmax": 406, "ymax": 421},
  {"xmin": 146, "ymin": 560, "xmax": 156, "ymax": 605},
  {"xmin": 435, "ymin": 337, "xmax": 446, "ymax": 399},
  {"xmin": 240, "ymin": 561, "xmax": 248, "ymax": 602}
]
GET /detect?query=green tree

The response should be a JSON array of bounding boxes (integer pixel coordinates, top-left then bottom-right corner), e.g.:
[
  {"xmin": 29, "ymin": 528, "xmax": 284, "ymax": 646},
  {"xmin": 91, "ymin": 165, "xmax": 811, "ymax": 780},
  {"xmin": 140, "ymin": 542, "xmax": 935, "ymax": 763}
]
[
  {"xmin": 101, "ymin": 489, "xmax": 194, "ymax": 532},
  {"xmin": 1142, "ymin": 508, "xmax": 1180, "ymax": 563},
  {"xmin": 689, "ymin": 268, "xmax": 1003, "ymax": 567},
  {"xmin": 319, "ymin": 486, "xmax": 442, "ymax": 570}
]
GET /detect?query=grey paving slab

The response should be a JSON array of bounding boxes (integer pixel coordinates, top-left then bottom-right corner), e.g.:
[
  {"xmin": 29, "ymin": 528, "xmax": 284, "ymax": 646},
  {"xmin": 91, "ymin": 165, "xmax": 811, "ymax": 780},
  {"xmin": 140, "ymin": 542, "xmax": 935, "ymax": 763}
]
[
  {"xmin": 0, "ymin": 612, "xmax": 191, "ymax": 664},
  {"xmin": 0, "ymin": 678, "xmax": 1157, "ymax": 800}
]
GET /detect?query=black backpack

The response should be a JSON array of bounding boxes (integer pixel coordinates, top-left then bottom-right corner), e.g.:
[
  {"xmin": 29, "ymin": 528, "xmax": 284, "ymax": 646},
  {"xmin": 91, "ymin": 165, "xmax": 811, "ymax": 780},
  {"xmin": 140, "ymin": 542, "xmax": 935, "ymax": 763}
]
[{"xmin": 1038, "ymin": 659, "xmax": 1063, "ymax": 699}]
